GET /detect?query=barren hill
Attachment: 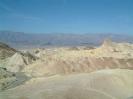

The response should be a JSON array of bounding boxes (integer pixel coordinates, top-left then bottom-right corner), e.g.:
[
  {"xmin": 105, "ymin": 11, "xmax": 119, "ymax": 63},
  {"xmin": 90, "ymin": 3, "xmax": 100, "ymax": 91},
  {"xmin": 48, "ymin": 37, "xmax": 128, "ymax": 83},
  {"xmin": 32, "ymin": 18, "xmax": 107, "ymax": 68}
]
[
  {"xmin": 23, "ymin": 40, "xmax": 133, "ymax": 77},
  {"xmin": 0, "ymin": 42, "xmax": 38, "ymax": 72},
  {"xmin": 0, "ymin": 41, "xmax": 133, "ymax": 99},
  {"xmin": 0, "ymin": 69, "xmax": 133, "ymax": 99}
]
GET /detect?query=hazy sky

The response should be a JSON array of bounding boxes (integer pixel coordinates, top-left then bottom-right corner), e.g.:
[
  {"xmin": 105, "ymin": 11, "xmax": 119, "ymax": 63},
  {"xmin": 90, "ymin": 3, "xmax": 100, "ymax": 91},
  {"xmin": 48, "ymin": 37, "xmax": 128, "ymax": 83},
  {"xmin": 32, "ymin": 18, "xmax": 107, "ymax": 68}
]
[{"xmin": 0, "ymin": 0, "xmax": 133, "ymax": 34}]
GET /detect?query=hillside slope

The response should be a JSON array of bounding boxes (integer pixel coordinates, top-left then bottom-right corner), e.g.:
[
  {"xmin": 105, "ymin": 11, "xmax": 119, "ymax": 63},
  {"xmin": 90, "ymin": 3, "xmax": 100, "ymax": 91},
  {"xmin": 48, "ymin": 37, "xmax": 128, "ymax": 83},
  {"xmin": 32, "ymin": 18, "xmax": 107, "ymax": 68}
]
[
  {"xmin": 0, "ymin": 42, "xmax": 38, "ymax": 72},
  {"xmin": 0, "ymin": 69, "xmax": 133, "ymax": 99},
  {"xmin": 24, "ymin": 40, "xmax": 133, "ymax": 77}
]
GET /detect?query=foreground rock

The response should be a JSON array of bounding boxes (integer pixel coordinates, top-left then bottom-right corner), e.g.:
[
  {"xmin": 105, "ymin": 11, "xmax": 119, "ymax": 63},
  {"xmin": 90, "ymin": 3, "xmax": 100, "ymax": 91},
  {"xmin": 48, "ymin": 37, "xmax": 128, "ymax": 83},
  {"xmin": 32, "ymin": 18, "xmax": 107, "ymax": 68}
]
[{"xmin": 0, "ymin": 69, "xmax": 133, "ymax": 99}]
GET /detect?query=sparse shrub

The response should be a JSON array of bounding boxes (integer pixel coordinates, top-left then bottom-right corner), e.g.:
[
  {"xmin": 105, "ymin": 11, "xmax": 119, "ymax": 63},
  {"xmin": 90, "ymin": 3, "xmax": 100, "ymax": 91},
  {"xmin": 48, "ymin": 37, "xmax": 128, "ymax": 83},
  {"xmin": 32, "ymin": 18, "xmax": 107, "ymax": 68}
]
[
  {"xmin": 3, "ymin": 75, "xmax": 7, "ymax": 78},
  {"xmin": 3, "ymin": 68, "xmax": 7, "ymax": 71},
  {"xmin": 12, "ymin": 73, "xmax": 16, "ymax": 77}
]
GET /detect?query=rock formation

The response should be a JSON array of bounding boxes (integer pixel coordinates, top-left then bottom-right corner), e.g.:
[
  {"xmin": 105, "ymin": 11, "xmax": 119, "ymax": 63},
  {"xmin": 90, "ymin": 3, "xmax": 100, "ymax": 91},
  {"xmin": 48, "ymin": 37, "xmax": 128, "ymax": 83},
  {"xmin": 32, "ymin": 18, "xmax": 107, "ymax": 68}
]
[
  {"xmin": 23, "ymin": 40, "xmax": 133, "ymax": 77},
  {"xmin": 0, "ymin": 42, "xmax": 38, "ymax": 72}
]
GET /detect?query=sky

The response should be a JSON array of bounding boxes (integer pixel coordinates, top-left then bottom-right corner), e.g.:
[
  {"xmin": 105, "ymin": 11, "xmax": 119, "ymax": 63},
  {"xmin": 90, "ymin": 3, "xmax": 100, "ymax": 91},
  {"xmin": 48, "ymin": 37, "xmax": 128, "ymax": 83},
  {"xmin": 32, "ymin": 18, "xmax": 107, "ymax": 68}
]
[{"xmin": 0, "ymin": 0, "xmax": 133, "ymax": 34}]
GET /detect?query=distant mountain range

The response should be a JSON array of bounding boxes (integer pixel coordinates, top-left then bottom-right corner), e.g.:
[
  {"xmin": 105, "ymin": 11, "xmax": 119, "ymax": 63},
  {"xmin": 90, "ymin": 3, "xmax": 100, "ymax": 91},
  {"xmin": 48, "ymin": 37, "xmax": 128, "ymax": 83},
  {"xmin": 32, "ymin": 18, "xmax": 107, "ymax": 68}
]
[{"xmin": 0, "ymin": 31, "xmax": 133, "ymax": 48}]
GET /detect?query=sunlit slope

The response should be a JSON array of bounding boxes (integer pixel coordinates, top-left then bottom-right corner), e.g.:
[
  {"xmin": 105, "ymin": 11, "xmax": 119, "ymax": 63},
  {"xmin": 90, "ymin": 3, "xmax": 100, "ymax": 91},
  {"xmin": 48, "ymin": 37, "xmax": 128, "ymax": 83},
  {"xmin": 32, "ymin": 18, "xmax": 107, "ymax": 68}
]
[
  {"xmin": 0, "ymin": 69, "xmax": 133, "ymax": 99},
  {"xmin": 5, "ymin": 52, "xmax": 37, "ymax": 72},
  {"xmin": 0, "ymin": 42, "xmax": 38, "ymax": 72},
  {"xmin": 24, "ymin": 40, "xmax": 133, "ymax": 77}
]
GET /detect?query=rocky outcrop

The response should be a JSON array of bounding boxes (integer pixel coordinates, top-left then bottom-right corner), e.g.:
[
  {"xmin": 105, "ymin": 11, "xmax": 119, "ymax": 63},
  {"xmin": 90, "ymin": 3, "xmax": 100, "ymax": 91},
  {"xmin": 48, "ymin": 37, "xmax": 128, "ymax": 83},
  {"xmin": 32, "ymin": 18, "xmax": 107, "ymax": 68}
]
[
  {"xmin": 6, "ymin": 52, "xmax": 38, "ymax": 72},
  {"xmin": 0, "ymin": 42, "xmax": 38, "ymax": 72}
]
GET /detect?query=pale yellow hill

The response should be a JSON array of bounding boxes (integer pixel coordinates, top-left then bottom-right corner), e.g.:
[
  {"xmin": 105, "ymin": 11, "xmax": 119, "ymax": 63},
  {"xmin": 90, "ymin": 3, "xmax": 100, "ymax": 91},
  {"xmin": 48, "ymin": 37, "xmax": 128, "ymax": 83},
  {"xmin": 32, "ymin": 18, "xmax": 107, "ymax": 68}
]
[
  {"xmin": 23, "ymin": 40, "xmax": 133, "ymax": 77},
  {"xmin": 0, "ymin": 69, "xmax": 133, "ymax": 99}
]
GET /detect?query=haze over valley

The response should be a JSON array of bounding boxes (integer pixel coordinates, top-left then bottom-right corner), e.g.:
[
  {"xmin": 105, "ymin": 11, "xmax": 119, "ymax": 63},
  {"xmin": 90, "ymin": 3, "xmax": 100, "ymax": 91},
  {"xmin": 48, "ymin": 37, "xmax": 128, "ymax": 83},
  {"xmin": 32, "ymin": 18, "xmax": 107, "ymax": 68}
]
[{"xmin": 0, "ymin": 31, "xmax": 133, "ymax": 48}]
